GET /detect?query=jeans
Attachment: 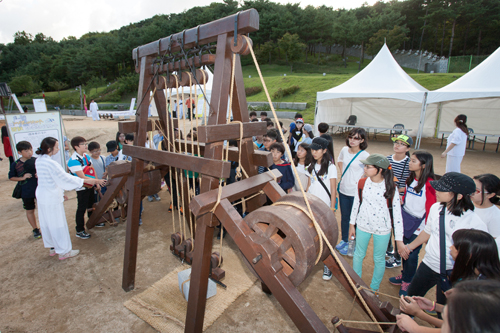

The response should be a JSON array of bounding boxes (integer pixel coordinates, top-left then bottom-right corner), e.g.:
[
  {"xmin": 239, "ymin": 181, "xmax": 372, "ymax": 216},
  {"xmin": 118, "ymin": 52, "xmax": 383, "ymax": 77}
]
[
  {"xmin": 339, "ymin": 192, "xmax": 354, "ymax": 243},
  {"xmin": 402, "ymin": 234, "xmax": 422, "ymax": 283},
  {"xmin": 76, "ymin": 188, "xmax": 95, "ymax": 232},
  {"xmin": 353, "ymin": 228, "xmax": 391, "ymax": 291},
  {"xmin": 407, "ymin": 261, "xmax": 447, "ymax": 306}
]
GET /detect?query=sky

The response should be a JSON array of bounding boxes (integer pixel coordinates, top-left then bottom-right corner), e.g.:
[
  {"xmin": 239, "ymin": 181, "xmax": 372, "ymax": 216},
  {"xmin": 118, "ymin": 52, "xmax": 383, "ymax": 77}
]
[{"xmin": 0, "ymin": 0, "xmax": 379, "ymax": 45}]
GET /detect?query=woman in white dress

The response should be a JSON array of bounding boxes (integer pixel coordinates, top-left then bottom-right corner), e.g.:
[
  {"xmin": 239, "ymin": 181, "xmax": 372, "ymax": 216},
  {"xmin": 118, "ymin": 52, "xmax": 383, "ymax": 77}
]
[
  {"xmin": 35, "ymin": 137, "xmax": 105, "ymax": 260},
  {"xmin": 441, "ymin": 114, "xmax": 468, "ymax": 173}
]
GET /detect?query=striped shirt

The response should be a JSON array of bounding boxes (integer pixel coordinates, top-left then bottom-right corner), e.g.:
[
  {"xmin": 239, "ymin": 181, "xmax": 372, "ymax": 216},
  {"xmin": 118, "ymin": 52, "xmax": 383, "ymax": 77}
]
[{"xmin": 387, "ymin": 154, "xmax": 410, "ymax": 190}]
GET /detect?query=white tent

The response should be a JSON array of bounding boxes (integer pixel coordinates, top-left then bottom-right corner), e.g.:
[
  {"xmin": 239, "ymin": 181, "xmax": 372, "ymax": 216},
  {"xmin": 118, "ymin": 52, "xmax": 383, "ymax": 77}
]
[
  {"xmin": 315, "ymin": 44, "xmax": 438, "ymax": 145},
  {"xmin": 427, "ymin": 46, "xmax": 500, "ymax": 135}
]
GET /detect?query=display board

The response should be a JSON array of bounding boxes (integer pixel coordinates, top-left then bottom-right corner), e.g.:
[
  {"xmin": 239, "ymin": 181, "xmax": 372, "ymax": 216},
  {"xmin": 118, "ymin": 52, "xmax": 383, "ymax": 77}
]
[
  {"xmin": 5, "ymin": 111, "xmax": 65, "ymax": 168},
  {"xmin": 33, "ymin": 99, "xmax": 47, "ymax": 112}
]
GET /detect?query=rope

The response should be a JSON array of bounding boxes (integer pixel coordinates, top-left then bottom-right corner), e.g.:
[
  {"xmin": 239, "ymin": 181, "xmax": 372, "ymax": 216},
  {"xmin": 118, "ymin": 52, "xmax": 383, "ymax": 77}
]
[
  {"xmin": 333, "ymin": 319, "xmax": 397, "ymax": 328},
  {"xmin": 163, "ymin": 78, "xmax": 176, "ymax": 235},
  {"xmin": 357, "ymin": 285, "xmax": 401, "ymax": 301},
  {"xmin": 243, "ymin": 35, "xmax": 384, "ymax": 333},
  {"xmin": 130, "ymin": 298, "xmax": 185, "ymax": 328}
]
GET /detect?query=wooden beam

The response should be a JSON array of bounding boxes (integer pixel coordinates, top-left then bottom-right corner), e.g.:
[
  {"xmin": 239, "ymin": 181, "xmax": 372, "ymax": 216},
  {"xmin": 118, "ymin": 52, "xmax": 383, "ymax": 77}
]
[
  {"xmin": 189, "ymin": 169, "xmax": 282, "ymax": 216},
  {"xmin": 133, "ymin": 9, "xmax": 259, "ymax": 63},
  {"xmin": 87, "ymin": 175, "xmax": 128, "ymax": 229},
  {"xmin": 154, "ymin": 54, "xmax": 216, "ymax": 76},
  {"xmin": 196, "ymin": 121, "xmax": 267, "ymax": 143},
  {"xmin": 122, "ymin": 145, "xmax": 231, "ymax": 179},
  {"xmin": 119, "ymin": 119, "xmax": 178, "ymax": 134}
]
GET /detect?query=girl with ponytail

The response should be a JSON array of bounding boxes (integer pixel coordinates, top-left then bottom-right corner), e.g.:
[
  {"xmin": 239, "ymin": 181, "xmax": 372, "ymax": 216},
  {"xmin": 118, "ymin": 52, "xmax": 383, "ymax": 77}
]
[
  {"xmin": 442, "ymin": 114, "xmax": 468, "ymax": 173},
  {"xmin": 471, "ymin": 174, "xmax": 500, "ymax": 239},
  {"xmin": 348, "ymin": 154, "xmax": 406, "ymax": 292}
]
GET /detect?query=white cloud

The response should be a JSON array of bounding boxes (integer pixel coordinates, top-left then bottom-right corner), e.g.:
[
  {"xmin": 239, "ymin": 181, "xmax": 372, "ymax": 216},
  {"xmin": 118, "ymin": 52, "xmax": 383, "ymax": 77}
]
[{"xmin": 0, "ymin": 0, "xmax": 379, "ymax": 44}]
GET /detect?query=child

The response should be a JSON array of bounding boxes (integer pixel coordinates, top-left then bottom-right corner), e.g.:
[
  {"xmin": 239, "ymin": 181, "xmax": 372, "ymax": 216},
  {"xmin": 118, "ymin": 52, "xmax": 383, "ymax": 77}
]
[
  {"xmin": 289, "ymin": 118, "xmax": 312, "ymax": 157},
  {"xmin": 269, "ymin": 142, "xmax": 294, "ymax": 193},
  {"xmin": 105, "ymin": 140, "xmax": 122, "ymax": 167},
  {"xmin": 441, "ymin": 114, "xmax": 468, "ymax": 173},
  {"xmin": 386, "ymin": 134, "xmax": 412, "ymax": 269},
  {"xmin": 116, "ymin": 132, "xmax": 126, "ymax": 151},
  {"xmin": 259, "ymin": 111, "xmax": 267, "ymax": 122},
  {"xmin": 249, "ymin": 111, "xmax": 257, "ymax": 121},
  {"xmin": 404, "ymin": 172, "xmax": 488, "ymax": 305},
  {"xmin": 471, "ymin": 174, "xmax": 500, "ymax": 239},
  {"xmin": 336, "ymin": 128, "xmax": 370, "ymax": 255},
  {"xmin": 317, "ymin": 122, "xmax": 329, "ymax": 136},
  {"xmin": 121, "ymin": 133, "xmax": 134, "ymax": 161},
  {"xmin": 88, "ymin": 141, "xmax": 107, "ymax": 201},
  {"xmin": 388, "ymin": 151, "xmax": 436, "ymax": 296},
  {"xmin": 257, "ymin": 130, "xmax": 279, "ymax": 174},
  {"xmin": 349, "ymin": 154, "xmax": 404, "ymax": 292},
  {"xmin": 305, "ymin": 137, "xmax": 337, "ymax": 280},
  {"xmin": 292, "ymin": 142, "xmax": 312, "ymax": 192},
  {"xmin": 8, "ymin": 141, "xmax": 40, "ymax": 239},
  {"xmin": 68, "ymin": 136, "xmax": 104, "ymax": 238}
]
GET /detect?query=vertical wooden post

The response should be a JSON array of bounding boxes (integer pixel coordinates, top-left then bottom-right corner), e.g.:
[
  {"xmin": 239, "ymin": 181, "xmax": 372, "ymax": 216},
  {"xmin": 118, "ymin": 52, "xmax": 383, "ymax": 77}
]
[{"xmin": 122, "ymin": 56, "xmax": 150, "ymax": 291}]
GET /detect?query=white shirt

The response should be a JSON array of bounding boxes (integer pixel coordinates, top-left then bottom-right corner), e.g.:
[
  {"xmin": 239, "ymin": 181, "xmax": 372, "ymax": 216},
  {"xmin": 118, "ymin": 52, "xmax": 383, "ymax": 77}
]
[
  {"xmin": 475, "ymin": 205, "xmax": 500, "ymax": 238},
  {"xmin": 305, "ymin": 162, "xmax": 337, "ymax": 207},
  {"xmin": 422, "ymin": 203, "xmax": 488, "ymax": 273},
  {"xmin": 404, "ymin": 180, "xmax": 427, "ymax": 219},
  {"xmin": 337, "ymin": 146, "xmax": 370, "ymax": 196},
  {"xmin": 90, "ymin": 101, "xmax": 99, "ymax": 113},
  {"xmin": 447, "ymin": 127, "xmax": 467, "ymax": 157},
  {"xmin": 350, "ymin": 178, "xmax": 403, "ymax": 240},
  {"xmin": 293, "ymin": 163, "xmax": 309, "ymax": 192}
]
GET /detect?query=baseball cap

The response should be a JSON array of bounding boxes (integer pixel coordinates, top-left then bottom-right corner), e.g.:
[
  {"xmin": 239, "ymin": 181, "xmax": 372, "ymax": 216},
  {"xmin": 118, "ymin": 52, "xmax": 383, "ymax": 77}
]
[
  {"xmin": 106, "ymin": 140, "xmax": 118, "ymax": 152},
  {"xmin": 430, "ymin": 172, "xmax": 476, "ymax": 195},
  {"xmin": 392, "ymin": 134, "xmax": 413, "ymax": 147},
  {"xmin": 309, "ymin": 137, "xmax": 329, "ymax": 150},
  {"xmin": 360, "ymin": 153, "xmax": 390, "ymax": 169},
  {"xmin": 295, "ymin": 118, "xmax": 304, "ymax": 124}
]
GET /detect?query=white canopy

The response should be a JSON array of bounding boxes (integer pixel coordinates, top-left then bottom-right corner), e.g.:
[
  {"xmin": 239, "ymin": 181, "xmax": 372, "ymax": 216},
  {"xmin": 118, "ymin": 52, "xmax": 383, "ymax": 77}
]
[{"xmin": 315, "ymin": 44, "xmax": 437, "ymax": 142}]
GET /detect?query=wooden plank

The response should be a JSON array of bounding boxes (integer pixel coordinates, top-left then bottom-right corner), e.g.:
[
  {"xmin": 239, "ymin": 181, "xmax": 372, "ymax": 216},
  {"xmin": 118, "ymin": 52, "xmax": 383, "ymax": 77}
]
[
  {"xmin": 118, "ymin": 118, "xmax": 178, "ymax": 134},
  {"xmin": 122, "ymin": 145, "xmax": 231, "ymax": 179},
  {"xmin": 190, "ymin": 169, "xmax": 282, "ymax": 216},
  {"xmin": 155, "ymin": 54, "xmax": 216, "ymax": 76},
  {"xmin": 262, "ymin": 180, "xmax": 286, "ymax": 202},
  {"xmin": 196, "ymin": 121, "xmax": 267, "ymax": 143},
  {"xmin": 133, "ymin": 9, "xmax": 259, "ymax": 63},
  {"xmin": 87, "ymin": 175, "xmax": 128, "ymax": 229}
]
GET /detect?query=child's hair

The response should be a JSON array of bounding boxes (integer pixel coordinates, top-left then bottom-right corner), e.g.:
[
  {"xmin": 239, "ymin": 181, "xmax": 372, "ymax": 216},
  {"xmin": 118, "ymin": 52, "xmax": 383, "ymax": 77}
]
[
  {"xmin": 249, "ymin": 111, "xmax": 257, "ymax": 118},
  {"xmin": 266, "ymin": 120, "xmax": 274, "ymax": 128},
  {"xmin": 444, "ymin": 192, "xmax": 475, "ymax": 216},
  {"xmin": 36, "ymin": 137, "xmax": 58, "ymax": 155},
  {"xmin": 307, "ymin": 145, "xmax": 331, "ymax": 177},
  {"xmin": 278, "ymin": 121, "xmax": 283, "ymax": 129},
  {"xmin": 320, "ymin": 133, "xmax": 335, "ymax": 165},
  {"xmin": 455, "ymin": 114, "xmax": 468, "ymax": 135},
  {"xmin": 346, "ymin": 128, "xmax": 368, "ymax": 150},
  {"xmin": 16, "ymin": 141, "xmax": 32, "ymax": 152},
  {"xmin": 473, "ymin": 174, "xmax": 500, "ymax": 205},
  {"xmin": 269, "ymin": 142, "xmax": 285, "ymax": 156},
  {"xmin": 187, "ymin": 132, "xmax": 198, "ymax": 141},
  {"xmin": 115, "ymin": 132, "xmax": 123, "ymax": 150},
  {"xmin": 446, "ymin": 280, "xmax": 500, "ymax": 333},
  {"xmin": 251, "ymin": 118, "xmax": 259, "ymax": 122},
  {"xmin": 293, "ymin": 143, "xmax": 312, "ymax": 167},
  {"xmin": 318, "ymin": 122, "xmax": 329, "ymax": 134},
  {"xmin": 260, "ymin": 111, "xmax": 267, "ymax": 117},
  {"xmin": 450, "ymin": 229, "xmax": 500, "ymax": 284},
  {"xmin": 294, "ymin": 113, "xmax": 303, "ymax": 119},
  {"xmin": 88, "ymin": 141, "xmax": 100, "ymax": 152},
  {"xmin": 1, "ymin": 125, "xmax": 8, "ymax": 139},
  {"xmin": 264, "ymin": 129, "xmax": 279, "ymax": 142},
  {"xmin": 372, "ymin": 166, "xmax": 396, "ymax": 200},
  {"xmin": 125, "ymin": 133, "xmax": 134, "ymax": 142},
  {"xmin": 228, "ymin": 139, "xmax": 238, "ymax": 147},
  {"xmin": 406, "ymin": 151, "xmax": 435, "ymax": 193},
  {"xmin": 70, "ymin": 136, "xmax": 86, "ymax": 150}
]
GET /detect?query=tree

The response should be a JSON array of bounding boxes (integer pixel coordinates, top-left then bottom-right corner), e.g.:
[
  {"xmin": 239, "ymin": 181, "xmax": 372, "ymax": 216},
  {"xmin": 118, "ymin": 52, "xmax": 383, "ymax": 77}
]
[
  {"xmin": 257, "ymin": 40, "xmax": 277, "ymax": 65},
  {"xmin": 13, "ymin": 31, "xmax": 33, "ymax": 45},
  {"xmin": 9, "ymin": 75, "xmax": 36, "ymax": 94},
  {"xmin": 277, "ymin": 33, "xmax": 305, "ymax": 72},
  {"xmin": 85, "ymin": 76, "xmax": 106, "ymax": 94},
  {"xmin": 366, "ymin": 25, "xmax": 410, "ymax": 56},
  {"xmin": 332, "ymin": 10, "xmax": 358, "ymax": 67},
  {"xmin": 48, "ymin": 80, "xmax": 68, "ymax": 96}
]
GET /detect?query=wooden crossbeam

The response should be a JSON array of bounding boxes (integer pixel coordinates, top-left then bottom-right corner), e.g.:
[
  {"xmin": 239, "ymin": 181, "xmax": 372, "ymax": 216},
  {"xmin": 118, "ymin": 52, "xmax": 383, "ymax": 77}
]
[
  {"xmin": 196, "ymin": 121, "xmax": 267, "ymax": 143},
  {"xmin": 133, "ymin": 9, "xmax": 259, "ymax": 63},
  {"xmin": 118, "ymin": 119, "xmax": 178, "ymax": 134},
  {"xmin": 154, "ymin": 54, "xmax": 216, "ymax": 76},
  {"xmin": 122, "ymin": 145, "xmax": 231, "ymax": 179}
]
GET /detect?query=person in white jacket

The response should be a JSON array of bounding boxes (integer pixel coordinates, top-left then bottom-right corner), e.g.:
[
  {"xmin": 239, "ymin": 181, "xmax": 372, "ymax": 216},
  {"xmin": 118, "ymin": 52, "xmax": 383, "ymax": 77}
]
[
  {"xmin": 35, "ymin": 137, "xmax": 104, "ymax": 260},
  {"xmin": 441, "ymin": 114, "xmax": 468, "ymax": 173},
  {"xmin": 90, "ymin": 99, "xmax": 99, "ymax": 121}
]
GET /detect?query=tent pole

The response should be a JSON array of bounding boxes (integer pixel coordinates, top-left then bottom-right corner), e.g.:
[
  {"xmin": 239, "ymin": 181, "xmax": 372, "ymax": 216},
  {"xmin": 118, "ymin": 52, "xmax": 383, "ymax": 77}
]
[
  {"xmin": 435, "ymin": 102, "xmax": 443, "ymax": 138},
  {"xmin": 416, "ymin": 92, "xmax": 428, "ymax": 149}
]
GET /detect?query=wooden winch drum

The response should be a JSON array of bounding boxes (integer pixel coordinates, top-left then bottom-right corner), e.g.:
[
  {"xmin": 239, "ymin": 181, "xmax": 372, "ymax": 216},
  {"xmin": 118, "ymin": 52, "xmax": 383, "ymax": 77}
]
[
  {"xmin": 244, "ymin": 192, "xmax": 338, "ymax": 287},
  {"xmin": 141, "ymin": 169, "xmax": 162, "ymax": 197}
]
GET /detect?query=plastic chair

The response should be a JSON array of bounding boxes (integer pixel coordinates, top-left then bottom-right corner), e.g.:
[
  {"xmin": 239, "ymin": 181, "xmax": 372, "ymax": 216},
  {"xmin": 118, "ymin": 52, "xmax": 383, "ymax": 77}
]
[
  {"xmin": 390, "ymin": 124, "xmax": 405, "ymax": 137},
  {"xmin": 468, "ymin": 128, "xmax": 475, "ymax": 149},
  {"xmin": 346, "ymin": 115, "xmax": 357, "ymax": 126}
]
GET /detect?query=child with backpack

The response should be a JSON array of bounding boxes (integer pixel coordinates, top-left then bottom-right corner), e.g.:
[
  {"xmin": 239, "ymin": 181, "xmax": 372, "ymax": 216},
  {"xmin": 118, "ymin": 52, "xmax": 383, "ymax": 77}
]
[
  {"xmin": 388, "ymin": 151, "xmax": 436, "ymax": 296},
  {"xmin": 348, "ymin": 154, "xmax": 405, "ymax": 292},
  {"xmin": 305, "ymin": 137, "xmax": 337, "ymax": 280}
]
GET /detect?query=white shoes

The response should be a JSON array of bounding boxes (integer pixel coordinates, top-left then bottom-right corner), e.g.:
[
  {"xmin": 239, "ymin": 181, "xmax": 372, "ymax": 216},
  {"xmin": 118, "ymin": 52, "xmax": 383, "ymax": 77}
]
[{"xmin": 59, "ymin": 249, "xmax": 80, "ymax": 260}]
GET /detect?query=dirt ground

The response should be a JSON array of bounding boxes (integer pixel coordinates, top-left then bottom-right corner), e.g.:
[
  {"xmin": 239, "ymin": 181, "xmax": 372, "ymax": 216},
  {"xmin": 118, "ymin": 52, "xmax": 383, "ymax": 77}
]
[{"xmin": 1, "ymin": 115, "xmax": 499, "ymax": 333}]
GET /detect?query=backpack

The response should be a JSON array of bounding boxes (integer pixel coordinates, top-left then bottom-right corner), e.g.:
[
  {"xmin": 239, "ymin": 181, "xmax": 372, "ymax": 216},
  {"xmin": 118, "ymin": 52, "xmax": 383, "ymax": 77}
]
[
  {"xmin": 357, "ymin": 177, "xmax": 394, "ymax": 224},
  {"xmin": 74, "ymin": 155, "xmax": 96, "ymax": 188}
]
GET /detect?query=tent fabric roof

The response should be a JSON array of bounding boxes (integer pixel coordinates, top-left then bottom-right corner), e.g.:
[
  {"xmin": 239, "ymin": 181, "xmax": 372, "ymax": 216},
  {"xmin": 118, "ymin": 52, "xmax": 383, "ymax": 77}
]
[
  {"xmin": 316, "ymin": 44, "xmax": 428, "ymax": 103},
  {"xmin": 427, "ymin": 46, "xmax": 500, "ymax": 104}
]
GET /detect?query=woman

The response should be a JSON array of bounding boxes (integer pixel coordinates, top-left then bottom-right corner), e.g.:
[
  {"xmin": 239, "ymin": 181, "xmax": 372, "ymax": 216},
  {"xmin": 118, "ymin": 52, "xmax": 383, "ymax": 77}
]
[
  {"xmin": 35, "ymin": 137, "xmax": 105, "ymax": 260},
  {"xmin": 441, "ymin": 114, "xmax": 468, "ymax": 173}
]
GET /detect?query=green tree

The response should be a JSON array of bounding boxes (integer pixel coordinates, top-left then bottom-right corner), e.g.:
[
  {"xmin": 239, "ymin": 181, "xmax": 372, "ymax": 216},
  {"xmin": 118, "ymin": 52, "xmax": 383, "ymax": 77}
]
[
  {"xmin": 85, "ymin": 76, "xmax": 106, "ymax": 94},
  {"xmin": 9, "ymin": 75, "xmax": 36, "ymax": 94},
  {"xmin": 332, "ymin": 10, "xmax": 358, "ymax": 67},
  {"xmin": 48, "ymin": 80, "xmax": 68, "ymax": 96},
  {"xmin": 13, "ymin": 31, "xmax": 33, "ymax": 45},
  {"xmin": 366, "ymin": 25, "xmax": 410, "ymax": 56},
  {"xmin": 277, "ymin": 33, "xmax": 305, "ymax": 72}
]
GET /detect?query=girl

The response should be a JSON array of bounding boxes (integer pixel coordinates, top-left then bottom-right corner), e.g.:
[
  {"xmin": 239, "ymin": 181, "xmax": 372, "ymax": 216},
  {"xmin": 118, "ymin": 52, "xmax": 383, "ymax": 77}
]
[
  {"xmin": 471, "ymin": 174, "xmax": 500, "ymax": 239},
  {"xmin": 398, "ymin": 230, "xmax": 500, "ymax": 332},
  {"xmin": 292, "ymin": 142, "xmax": 312, "ymax": 192},
  {"xmin": 389, "ymin": 151, "xmax": 436, "ymax": 296},
  {"xmin": 305, "ymin": 137, "xmax": 337, "ymax": 280},
  {"xmin": 35, "ymin": 137, "xmax": 104, "ymax": 260},
  {"xmin": 337, "ymin": 128, "xmax": 370, "ymax": 255},
  {"xmin": 290, "ymin": 118, "xmax": 312, "ymax": 157},
  {"xmin": 320, "ymin": 134, "xmax": 335, "ymax": 165},
  {"xmin": 404, "ymin": 172, "xmax": 488, "ymax": 305},
  {"xmin": 348, "ymin": 153, "xmax": 405, "ymax": 292},
  {"xmin": 441, "ymin": 114, "xmax": 468, "ymax": 173},
  {"xmin": 116, "ymin": 131, "xmax": 126, "ymax": 151},
  {"xmin": 386, "ymin": 134, "xmax": 413, "ymax": 269}
]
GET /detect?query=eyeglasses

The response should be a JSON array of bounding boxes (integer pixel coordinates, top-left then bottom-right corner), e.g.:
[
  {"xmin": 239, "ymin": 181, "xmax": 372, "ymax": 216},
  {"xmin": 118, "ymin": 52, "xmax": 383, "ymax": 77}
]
[
  {"xmin": 348, "ymin": 136, "xmax": 361, "ymax": 141},
  {"xmin": 79, "ymin": 143, "xmax": 88, "ymax": 146},
  {"xmin": 394, "ymin": 142, "xmax": 408, "ymax": 147},
  {"xmin": 91, "ymin": 149, "xmax": 101, "ymax": 153}
]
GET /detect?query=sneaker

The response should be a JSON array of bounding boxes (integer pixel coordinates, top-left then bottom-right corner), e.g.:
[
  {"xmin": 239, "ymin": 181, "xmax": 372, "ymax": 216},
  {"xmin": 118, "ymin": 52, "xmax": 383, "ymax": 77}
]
[
  {"xmin": 386, "ymin": 250, "xmax": 395, "ymax": 258},
  {"xmin": 33, "ymin": 228, "xmax": 42, "ymax": 239},
  {"xmin": 59, "ymin": 249, "xmax": 80, "ymax": 260},
  {"xmin": 139, "ymin": 218, "xmax": 143, "ymax": 226},
  {"xmin": 180, "ymin": 207, "xmax": 184, "ymax": 215},
  {"xmin": 154, "ymin": 195, "xmax": 161, "ymax": 201},
  {"xmin": 49, "ymin": 248, "xmax": 56, "ymax": 256},
  {"xmin": 96, "ymin": 222, "xmax": 106, "ymax": 227},
  {"xmin": 385, "ymin": 256, "xmax": 401, "ymax": 268},
  {"xmin": 147, "ymin": 196, "xmax": 154, "ymax": 202},
  {"xmin": 323, "ymin": 265, "xmax": 333, "ymax": 280},
  {"xmin": 399, "ymin": 281, "xmax": 410, "ymax": 297},
  {"xmin": 389, "ymin": 273, "xmax": 403, "ymax": 286},
  {"xmin": 76, "ymin": 231, "xmax": 91, "ymax": 239},
  {"xmin": 336, "ymin": 240, "xmax": 347, "ymax": 251},
  {"xmin": 338, "ymin": 245, "xmax": 349, "ymax": 256},
  {"xmin": 168, "ymin": 204, "xmax": 173, "ymax": 213}
]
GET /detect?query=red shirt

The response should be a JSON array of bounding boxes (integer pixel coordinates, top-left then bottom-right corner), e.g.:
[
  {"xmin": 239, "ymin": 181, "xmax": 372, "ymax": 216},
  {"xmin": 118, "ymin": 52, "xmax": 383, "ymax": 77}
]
[{"xmin": 2, "ymin": 136, "xmax": 12, "ymax": 157}]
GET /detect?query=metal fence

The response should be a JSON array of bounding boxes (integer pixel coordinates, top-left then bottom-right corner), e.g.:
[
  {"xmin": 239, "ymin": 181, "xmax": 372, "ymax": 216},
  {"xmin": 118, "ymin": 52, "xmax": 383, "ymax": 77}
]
[{"xmin": 447, "ymin": 54, "xmax": 489, "ymax": 73}]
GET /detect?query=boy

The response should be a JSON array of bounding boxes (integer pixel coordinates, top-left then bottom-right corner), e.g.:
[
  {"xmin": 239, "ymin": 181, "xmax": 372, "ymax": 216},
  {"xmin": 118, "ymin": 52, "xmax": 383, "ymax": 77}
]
[
  {"xmin": 249, "ymin": 111, "xmax": 257, "ymax": 121},
  {"xmin": 269, "ymin": 142, "xmax": 294, "ymax": 193},
  {"xmin": 68, "ymin": 136, "xmax": 104, "ymax": 238},
  {"xmin": 259, "ymin": 111, "xmax": 267, "ymax": 122},
  {"xmin": 121, "ymin": 133, "xmax": 134, "ymax": 161},
  {"xmin": 258, "ymin": 130, "xmax": 279, "ymax": 174},
  {"xmin": 105, "ymin": 140, "xmax": 121, "ymax": 168},
  {"xmin": 9, "ymin": 141, "xmax": 40, "ymax": 239},
  {"xmin": 318, "ymin": 122, "xmax": 330, "ymax": 136},
  {"xmin": 88, "ymin": 141, "xmax": 107, "ymax": 201}
]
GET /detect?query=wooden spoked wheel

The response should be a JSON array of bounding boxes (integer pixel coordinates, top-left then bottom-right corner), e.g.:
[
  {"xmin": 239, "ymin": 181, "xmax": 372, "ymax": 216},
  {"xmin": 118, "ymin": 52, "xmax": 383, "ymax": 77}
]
[{"xmin": 244, "ymin": 192, "xmax": 338, "ymax": 287}]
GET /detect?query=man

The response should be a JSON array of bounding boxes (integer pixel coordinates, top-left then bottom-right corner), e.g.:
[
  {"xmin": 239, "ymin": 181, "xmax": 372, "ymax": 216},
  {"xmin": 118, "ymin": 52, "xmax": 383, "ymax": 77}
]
[{"xmin": 90, "ymin": 99, "xmax": 99, "ymax": 121}]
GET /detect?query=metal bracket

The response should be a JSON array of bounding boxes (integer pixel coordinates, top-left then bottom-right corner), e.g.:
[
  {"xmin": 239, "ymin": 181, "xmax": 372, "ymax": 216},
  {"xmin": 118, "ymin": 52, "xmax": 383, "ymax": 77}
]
[{"xmin": 234, "ymin": 13, "xmax": 240, "ymax": 46}]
